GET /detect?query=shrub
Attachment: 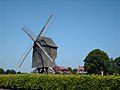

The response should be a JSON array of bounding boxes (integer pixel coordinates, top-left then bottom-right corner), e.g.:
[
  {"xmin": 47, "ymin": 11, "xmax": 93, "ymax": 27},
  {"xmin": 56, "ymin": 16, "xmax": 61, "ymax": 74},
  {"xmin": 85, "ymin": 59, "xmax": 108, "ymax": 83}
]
[{"xmin": 0, "ymin": 74, "xmax": 120, "ymax": 90}]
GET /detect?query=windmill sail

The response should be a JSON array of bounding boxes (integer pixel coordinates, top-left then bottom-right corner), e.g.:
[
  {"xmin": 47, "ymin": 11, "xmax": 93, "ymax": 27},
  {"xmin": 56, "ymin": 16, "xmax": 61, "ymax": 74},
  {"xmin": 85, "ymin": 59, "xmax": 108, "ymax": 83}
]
[
  {"xmin": 36, "ymin": 14, "xmax": 53, "ymax": 41},
  {"xmin": 18, "ymin": 44, "xmax": 33, "ymax": 68},
  {"xmin": 22, "ymin": 25, "xmax": 36, "ymax": 42}
]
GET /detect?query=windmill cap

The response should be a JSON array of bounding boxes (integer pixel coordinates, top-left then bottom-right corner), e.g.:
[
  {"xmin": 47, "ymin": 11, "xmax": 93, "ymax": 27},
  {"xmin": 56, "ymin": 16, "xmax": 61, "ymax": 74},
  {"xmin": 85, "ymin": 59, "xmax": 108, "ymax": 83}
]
[{"xmin": 38, "ymin": 36, "xmax": 58, "ymax": 48}]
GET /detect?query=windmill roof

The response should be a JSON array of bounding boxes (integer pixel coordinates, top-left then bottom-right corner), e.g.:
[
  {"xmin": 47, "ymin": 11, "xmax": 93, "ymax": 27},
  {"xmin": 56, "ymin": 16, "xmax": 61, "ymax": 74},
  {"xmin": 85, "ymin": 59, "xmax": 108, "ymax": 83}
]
[{"xmin": 38, "ymin": 36, "xmax": 58, "ymax": 48}]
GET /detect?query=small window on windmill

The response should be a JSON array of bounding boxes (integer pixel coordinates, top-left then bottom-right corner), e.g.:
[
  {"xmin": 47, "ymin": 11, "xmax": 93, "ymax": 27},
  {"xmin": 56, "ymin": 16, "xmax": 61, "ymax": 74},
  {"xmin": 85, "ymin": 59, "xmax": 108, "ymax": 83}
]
[{"xmin": 41, "ymin": 39, "xmax": 47, "ymax": 46}]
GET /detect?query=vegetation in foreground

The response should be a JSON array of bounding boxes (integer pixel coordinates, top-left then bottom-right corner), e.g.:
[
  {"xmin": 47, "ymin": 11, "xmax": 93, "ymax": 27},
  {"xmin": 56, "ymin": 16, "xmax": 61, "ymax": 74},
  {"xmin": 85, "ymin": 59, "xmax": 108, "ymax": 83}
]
[{"xmin": 0, "ymin": 74, "xmax": 120, "ymax": 90}]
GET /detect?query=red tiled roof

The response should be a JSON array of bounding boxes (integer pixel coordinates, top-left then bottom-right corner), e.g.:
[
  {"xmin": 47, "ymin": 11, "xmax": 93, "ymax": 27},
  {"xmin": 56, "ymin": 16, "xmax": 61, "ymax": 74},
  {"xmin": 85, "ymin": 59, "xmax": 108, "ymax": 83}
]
[
  {"xmin": 77, "ymin": 66, "xmax": 87, "ymax": 74},
  {"xmin": 78, "ymin": 66, "xmax": 84, "ymax": 70},
  {"xmin": 57, "ymin": 66, "xmax": 69, "ymax": 70}
]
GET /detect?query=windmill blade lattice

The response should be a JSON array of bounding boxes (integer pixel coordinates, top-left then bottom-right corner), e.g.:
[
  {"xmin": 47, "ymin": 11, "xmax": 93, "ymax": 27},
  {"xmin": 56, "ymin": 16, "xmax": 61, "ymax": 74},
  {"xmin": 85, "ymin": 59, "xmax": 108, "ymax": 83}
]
[
  {"xmin": 22, "ymin": 25, "xmax": 36, "ymax": 42},
  {"xmin": 18, "ymin": 44, "xmax": 33, "ymax": 68},
  {"xmin": 36, "ymin": 14, "xmax": 53, "ymax": 41}
]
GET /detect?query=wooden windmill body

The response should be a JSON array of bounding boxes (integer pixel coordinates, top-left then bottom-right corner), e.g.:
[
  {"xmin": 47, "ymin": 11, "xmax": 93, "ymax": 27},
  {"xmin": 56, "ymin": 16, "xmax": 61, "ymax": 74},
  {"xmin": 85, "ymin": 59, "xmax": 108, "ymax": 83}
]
[{"xmin": 32, "ymin": 36, "xmax": 58, "ymax": 68}]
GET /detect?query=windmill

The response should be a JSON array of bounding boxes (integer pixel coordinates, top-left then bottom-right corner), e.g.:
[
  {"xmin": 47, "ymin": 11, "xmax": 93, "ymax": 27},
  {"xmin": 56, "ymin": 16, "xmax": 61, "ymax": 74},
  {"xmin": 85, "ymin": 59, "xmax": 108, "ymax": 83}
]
[{"xmin": 18, "ymin": 15, "xmax": 62, "ymax": 74}]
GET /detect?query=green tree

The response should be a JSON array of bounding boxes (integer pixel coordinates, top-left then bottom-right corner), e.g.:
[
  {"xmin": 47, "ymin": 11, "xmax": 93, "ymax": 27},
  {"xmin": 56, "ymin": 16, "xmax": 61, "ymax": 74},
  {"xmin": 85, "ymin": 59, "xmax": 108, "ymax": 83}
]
[
  {"xmin": 72, "ymin": 68, "xmax": 78, "ymax": 74},
  {"xmin": 17, "ymin": 71, "xmax": 21, "ymax": 74},
  {"xmin": 84, "ymin": 49, "xmax": 110, "ymax": 75},
  {"xmin": 114, "ymin": 57, "xmax": 120, "ymax": 74},
  {"xmin": 108, "ymin": 57, "xmax": 120, "ymax": 75},
  {"xmin": 0, "ymin": 68, "xmax": 4, "ymax": 74},
  {"xmin": 10, "ymin": 69, "xmax": 16, "ymax": 74},
  {"xmin": 108, "ymin": 58, "xmax": 116, "ymax": 75},
  {"xmin": 68, "ymin": 67, "xmax": 73, "ymax": 74},
  {"xmin": 6, "ymin": 69, "xmax": 11, "ymax": 74},
  {"xmin": 6, "ymin": 69, "xmax": 16, "ymax": 74}
]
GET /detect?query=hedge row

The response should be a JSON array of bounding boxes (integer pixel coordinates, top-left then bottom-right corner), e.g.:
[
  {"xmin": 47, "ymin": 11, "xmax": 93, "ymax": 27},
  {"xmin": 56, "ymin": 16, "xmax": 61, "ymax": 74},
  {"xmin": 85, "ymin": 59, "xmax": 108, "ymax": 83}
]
[{"xmin": 0, "ymin": 74, "xmax": 120, "ymax": 90}]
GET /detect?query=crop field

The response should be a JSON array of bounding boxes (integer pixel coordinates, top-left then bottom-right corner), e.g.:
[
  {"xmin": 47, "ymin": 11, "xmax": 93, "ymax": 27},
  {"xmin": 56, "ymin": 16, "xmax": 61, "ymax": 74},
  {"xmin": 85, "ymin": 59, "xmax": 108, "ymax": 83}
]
[{"xmin": 0, "ymin": 74, "xmax": 120, "ymax": 90}]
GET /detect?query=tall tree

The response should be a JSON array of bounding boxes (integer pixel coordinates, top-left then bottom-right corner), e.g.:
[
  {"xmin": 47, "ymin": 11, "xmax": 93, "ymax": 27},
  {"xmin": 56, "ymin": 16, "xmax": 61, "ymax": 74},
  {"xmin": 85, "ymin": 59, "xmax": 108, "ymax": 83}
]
[{"xmin": 84, "ymin": 49, "xmax": 110, "ymax": 75}]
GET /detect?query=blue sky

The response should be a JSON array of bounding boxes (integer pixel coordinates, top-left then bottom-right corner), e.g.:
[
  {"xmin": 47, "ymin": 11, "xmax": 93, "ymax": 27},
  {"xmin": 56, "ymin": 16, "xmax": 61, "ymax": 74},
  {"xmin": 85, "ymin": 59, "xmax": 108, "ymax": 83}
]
[{"xmin": 0, "ymin": 0, "xmax": 120, "ymax": 72}]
